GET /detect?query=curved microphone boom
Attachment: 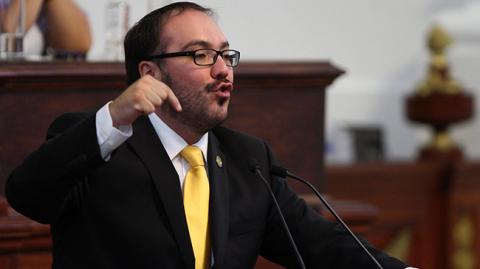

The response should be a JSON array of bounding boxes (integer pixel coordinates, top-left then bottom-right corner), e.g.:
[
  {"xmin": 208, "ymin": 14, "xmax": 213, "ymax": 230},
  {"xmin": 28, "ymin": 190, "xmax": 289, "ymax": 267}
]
[
  {"xmin": 247, "ymin": 159, "xmax": 306, "ymax": 269},
  {"xmin": 270, "ymin": 165, "xmax": 384, "ymax": 269}
]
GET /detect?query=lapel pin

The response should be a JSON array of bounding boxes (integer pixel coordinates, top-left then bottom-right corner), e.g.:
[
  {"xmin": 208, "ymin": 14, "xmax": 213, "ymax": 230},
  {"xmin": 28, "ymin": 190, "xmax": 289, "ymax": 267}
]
[{"xmin": 216, "ymin": 156, "xmax": 223, "ymax": 168}]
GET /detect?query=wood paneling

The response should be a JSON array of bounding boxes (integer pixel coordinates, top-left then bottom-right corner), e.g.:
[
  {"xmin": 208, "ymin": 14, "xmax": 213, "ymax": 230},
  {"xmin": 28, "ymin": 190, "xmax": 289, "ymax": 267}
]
[
  {"xmin": 325, "ymin": 160, "xmax": 480, "ymax": 269},
  {"xmin": 325, "ymin": 162, "xmax": 447, "ymax": 269}
]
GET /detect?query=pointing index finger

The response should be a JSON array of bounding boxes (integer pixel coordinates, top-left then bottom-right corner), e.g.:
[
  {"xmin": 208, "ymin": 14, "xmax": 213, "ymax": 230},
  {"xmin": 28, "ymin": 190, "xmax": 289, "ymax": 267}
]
[{"xmin": 167, "ymin": 88, "xmax": 182, "ymax": 112}]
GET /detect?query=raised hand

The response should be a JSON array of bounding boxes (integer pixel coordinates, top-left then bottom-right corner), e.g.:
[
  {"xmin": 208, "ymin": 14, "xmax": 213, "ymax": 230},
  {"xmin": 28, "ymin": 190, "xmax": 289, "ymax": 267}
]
[{"xmin": 109, "ymin": 75, "xmax": 182, "ymax": 127}]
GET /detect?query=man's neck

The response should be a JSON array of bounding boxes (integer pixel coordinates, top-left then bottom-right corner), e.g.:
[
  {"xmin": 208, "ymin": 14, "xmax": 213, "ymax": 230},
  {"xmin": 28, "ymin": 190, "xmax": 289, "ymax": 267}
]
[{"xmin": 157, "ymin": 112, "xmax": 205, "ymax": 145}]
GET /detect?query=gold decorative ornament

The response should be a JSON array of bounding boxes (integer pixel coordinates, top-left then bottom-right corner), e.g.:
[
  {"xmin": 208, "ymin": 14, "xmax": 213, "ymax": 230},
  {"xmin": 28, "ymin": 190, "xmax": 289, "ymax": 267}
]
[
  {"xmin": 452, "ymin": 215, "xmax": 474, "ymax": 269},
  {"xmin": 416, "ymin": 24, "xmax": 461, "ymax": 96},
  {"xmin": 406, "ymin": 24, "xmax": 474, "ymax": 159}
]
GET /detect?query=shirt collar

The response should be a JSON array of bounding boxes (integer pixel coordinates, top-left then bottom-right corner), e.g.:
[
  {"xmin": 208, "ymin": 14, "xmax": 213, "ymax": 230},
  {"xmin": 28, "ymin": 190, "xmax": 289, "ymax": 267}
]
[{"xmin": 148, "ymin": 113, "xmax": 209, "ymax": 162}]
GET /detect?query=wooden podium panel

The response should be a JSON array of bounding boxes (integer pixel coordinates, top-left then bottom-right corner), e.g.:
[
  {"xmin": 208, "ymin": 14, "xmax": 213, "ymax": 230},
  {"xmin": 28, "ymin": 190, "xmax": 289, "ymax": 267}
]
[
  {"xmin": 0, "ymin": 61, "xmax": 343, "ymax": 195},
  {"xmin": 0, "ymin": 62, "xmax": 126, "ymax": 197}
]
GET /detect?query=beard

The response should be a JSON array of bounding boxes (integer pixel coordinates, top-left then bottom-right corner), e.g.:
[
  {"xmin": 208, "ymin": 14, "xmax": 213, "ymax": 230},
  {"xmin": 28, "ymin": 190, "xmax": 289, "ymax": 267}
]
[{"xmin": 160, "ymin": 70, "xmax": 230, "ymax": 135}]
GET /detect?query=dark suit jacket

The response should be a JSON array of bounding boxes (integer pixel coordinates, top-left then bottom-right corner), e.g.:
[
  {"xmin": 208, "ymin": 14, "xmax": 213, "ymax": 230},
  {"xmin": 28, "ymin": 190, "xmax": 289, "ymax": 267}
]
[{"xmin": 6, "ymin": 112, "xmax": 408, "ymax": 269}]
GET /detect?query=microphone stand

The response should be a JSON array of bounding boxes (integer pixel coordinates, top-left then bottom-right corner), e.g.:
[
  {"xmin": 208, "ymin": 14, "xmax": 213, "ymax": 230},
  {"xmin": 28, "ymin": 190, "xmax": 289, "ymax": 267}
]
[
  {"xmin": 248, "ymin": 159, "xmax": 306, "ymax": 269},
  {"xmin": 271, "ymin": 165, "xmax": 384, "ymax": 269}
]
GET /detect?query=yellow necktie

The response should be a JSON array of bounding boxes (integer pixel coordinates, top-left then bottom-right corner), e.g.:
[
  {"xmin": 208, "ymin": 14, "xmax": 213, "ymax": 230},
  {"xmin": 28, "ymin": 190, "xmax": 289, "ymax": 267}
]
[{"xmin": 181, "ymin": 146, "xmax": 210, "ymax": 269}]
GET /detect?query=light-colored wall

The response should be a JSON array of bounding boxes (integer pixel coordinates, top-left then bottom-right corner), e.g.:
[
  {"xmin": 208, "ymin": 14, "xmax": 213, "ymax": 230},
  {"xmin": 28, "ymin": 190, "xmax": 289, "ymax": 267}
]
[{"xmin": 75, "ymin": 0, "xmax": 480, "ymax": 162}]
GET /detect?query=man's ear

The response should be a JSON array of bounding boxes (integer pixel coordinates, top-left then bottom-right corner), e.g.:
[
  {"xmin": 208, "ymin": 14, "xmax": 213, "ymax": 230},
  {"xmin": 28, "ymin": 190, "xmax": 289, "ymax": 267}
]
[{"xmin": 138, "ymin": 61, "xmax": 163, "ymax": 81}]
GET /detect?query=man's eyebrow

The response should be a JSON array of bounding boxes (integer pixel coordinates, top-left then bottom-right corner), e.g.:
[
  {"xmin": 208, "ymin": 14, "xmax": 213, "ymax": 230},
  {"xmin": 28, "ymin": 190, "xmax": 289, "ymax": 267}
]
[
  {"xmin": 219, "ymin": 41, "xmax": 230, "ymax": 49},
  {"xmin": 180, "ymin": 40, "xmax": 230, "ymax": 51}
]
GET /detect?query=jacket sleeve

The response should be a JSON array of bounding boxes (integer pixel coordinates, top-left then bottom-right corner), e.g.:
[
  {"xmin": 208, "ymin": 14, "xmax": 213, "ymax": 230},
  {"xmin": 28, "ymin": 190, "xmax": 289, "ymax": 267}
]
[
  {"xmin": 5, "ymin": 112, "xmax": 105, "ymax": 224},
  {"xmin": 259, "ymin": 143, "xmax": 409, "ymax": 269}
]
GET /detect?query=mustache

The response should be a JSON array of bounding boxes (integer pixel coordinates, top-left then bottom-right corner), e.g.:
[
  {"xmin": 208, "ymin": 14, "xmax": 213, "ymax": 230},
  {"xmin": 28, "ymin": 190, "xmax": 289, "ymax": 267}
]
[
  {"xmin": 206, "ymin": 77, "xmax": 232, "ymax": 91},
  {"xmin": 220, "ymin": 77, "xmax": 232, "ymax": 83}
]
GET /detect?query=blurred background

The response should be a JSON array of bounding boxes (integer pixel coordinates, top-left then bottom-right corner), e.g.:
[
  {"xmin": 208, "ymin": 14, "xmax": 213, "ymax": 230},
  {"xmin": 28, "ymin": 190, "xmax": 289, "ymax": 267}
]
[{"xmin": 77, "ymin": 0, "xmax": 480, "ymax": 163}]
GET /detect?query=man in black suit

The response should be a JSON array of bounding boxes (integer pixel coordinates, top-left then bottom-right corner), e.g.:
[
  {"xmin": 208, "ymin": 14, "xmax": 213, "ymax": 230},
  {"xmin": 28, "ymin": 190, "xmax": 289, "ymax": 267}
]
[{"xmin": 6, "ymin": 2, "xmax": 414, "ymax": 269}]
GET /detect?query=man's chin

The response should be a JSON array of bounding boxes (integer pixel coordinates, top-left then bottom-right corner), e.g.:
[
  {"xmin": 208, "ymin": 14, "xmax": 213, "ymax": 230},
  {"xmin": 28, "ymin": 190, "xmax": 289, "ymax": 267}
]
[
  {"xmin": 212, "ymin": 111, "xmax": 228, "ymax": 126},
  {"xmin": 208, "ymin": 108, "xmax": 229, "ymax": 128},
  {"xmin": 211, "ymin": 99, "xmax": 229, "ymax": 118}
]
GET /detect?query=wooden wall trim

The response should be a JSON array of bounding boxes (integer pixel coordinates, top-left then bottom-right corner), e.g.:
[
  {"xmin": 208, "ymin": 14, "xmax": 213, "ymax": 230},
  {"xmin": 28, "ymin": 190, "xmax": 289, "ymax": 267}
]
[
  {"xmin": 0, "ymin": 62, "xmax": 125, "ymax": 92},
  {"xmin": 0, "ymin": 61, "xmax": 344, "ymax": 91}
]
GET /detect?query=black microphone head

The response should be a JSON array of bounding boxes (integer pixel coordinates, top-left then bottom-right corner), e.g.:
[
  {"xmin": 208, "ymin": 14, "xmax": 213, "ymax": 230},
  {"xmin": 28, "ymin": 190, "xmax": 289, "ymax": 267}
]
[
  {"xmin": 270, "ymin": 165, "xmax": 288, "ymax": 178},
  {"xmin": 247, "ymin": 158, "xmax": 260, "ymax": 173}
]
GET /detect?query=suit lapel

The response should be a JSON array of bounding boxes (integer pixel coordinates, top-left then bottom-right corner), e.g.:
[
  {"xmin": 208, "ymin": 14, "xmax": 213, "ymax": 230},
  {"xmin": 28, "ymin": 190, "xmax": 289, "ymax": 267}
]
[
  {"xmin": 126, "ymin": 116, "xmax": 194, "ymax": 269},
  {"xmin": 208, "ymin": 132, "xmax": 230, "ymax": 269}
]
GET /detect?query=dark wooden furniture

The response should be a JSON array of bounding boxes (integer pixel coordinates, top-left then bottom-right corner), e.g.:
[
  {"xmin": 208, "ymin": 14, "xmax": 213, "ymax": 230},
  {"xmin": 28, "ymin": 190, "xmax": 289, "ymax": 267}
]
[
  {"xmin": 0, "ymin": 61, "xmax": 345, "ymax": 269},
  {"xmin": 325, "ymin": 162, "xmax": 447, "ymax": 269},
  {"xmin": 0, "ymin": 62, "xmax": 125, "ymax": 197},
  {"xmin": 0, "ymin": 197, "xmax": 51, "ymax": 269},
  {"xmin": 324, "ymin": 159, "xmax": 480, "ymax": 269}
]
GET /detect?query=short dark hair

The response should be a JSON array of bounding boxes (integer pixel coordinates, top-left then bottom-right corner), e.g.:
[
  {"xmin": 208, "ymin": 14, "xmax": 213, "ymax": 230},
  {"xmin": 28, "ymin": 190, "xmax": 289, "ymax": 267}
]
[{"xmin": 123, "ymin": 2, "xmax": 213, "ymax": 85}]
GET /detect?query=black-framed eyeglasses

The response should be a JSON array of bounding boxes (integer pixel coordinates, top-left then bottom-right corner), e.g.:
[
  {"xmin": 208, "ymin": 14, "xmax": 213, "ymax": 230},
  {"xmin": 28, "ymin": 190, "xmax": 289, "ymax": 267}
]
[{"xmin": 147, "ymin": 49, "xmax": 240, "ymax": 67}]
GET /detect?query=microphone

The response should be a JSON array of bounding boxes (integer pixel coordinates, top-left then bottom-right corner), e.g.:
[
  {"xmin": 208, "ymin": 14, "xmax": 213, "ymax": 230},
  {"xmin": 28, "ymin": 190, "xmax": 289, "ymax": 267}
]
[
  {"xmin": 270, "ymin": 165, "xmax": 384, "ymax": 269},
  {"xmin": 247, "ymin": 159, "xmax": 306, "ymax": 269}
]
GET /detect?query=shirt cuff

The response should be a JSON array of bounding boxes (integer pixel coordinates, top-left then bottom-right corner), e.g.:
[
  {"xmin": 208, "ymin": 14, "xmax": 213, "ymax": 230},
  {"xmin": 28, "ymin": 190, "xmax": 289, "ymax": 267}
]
[{"xmin": 96, "ymin": 102, "xmax": 133, "ymax": 160}]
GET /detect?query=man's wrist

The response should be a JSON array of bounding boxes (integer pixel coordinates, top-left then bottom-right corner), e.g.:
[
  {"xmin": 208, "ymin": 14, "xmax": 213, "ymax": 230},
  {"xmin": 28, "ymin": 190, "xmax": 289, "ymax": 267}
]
[{"xmin": 96, "ymin": 102, "xmax": 132, "ymax": 160}]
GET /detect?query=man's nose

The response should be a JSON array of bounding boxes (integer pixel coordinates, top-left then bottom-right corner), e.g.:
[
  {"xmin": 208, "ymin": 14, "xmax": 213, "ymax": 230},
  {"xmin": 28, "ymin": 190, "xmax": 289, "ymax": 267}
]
[{"xmin": 210, "ymin": 55, "xmax": 230, "ymax": 80}]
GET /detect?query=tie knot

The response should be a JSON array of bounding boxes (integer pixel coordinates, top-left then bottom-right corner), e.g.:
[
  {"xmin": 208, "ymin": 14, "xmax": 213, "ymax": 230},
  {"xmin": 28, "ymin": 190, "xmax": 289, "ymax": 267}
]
[{"xmin": 181, "ymin": 146, "xmax": 205, "ymax": 168}]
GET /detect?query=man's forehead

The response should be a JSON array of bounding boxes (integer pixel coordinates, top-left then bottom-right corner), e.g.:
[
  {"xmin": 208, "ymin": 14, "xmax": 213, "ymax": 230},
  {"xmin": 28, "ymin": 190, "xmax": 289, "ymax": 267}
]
[
  {"xmin": 179, "ymin": 40, "xmax": 230, "ymax": 51},
  {"xmin": 160, "ymin": 9, "xmax": 227, "ymax": 50}
]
